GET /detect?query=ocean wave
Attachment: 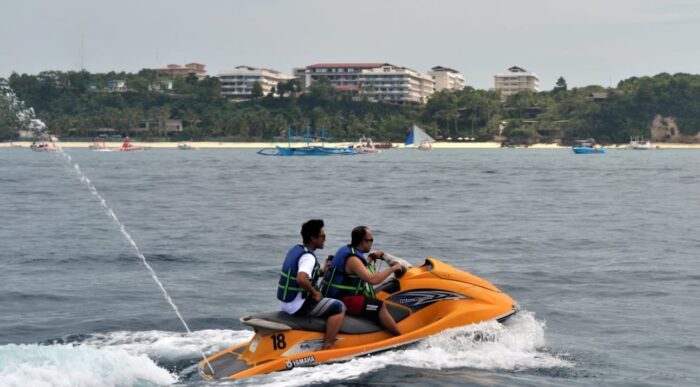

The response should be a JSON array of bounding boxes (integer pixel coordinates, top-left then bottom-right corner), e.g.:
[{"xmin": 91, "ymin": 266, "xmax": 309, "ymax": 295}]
[
  {"xmin": 0, "ymin": 343, "xmax": 176, "ymax": 387},
  {"xmin": 255, "ymin": 310, "xmax": 572, "ymax": 387},
  {"xmin": 77, "ymin": 329, "xmax": 253, "ymax": 362}
]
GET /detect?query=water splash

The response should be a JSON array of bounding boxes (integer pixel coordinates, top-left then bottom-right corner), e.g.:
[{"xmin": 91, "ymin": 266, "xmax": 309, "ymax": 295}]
[
  {"xmin": 3, "ymin": 80, "xmax": 215, "ymax": 374},
  {"xmin": 54, "ymin": 149, "xmax": 215, "ymax": 374},
  {"xmin": 78, "ymin": 329, "xmax": 253, "ymax": 361},
  {"xmin": 258, "ymin": 310, "xmax": 572, "ymax": 387},
  {"xmin": 0, "ymin": 78, "xmax": 39, "ymax": 130},
  {"xmin": 0, "ymin": 343, "xmax": 177, "ymax": 387}
]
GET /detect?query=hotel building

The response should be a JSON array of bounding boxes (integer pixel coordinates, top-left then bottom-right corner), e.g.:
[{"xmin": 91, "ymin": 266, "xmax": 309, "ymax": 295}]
[
  {"xmin": 494, "ymin": 66, "xmax": 540, "ymax": 97},
  {"xmin": 294, "ymin": 63, "xmax": 389, "ymax": 93},
  {"xmin": 357, "ymin": 64, "xmax": 435, "ymax": 104},
  {"xmin": 219, "ymin": 65, "xmax": 295, "ymax": 100},
  {"xmin": 152, "ymin": 63, "xmax": 207, "ymax": 80},
  {"xmin": 295, "ymin": 62, "xmax": 435, "ymax": 104},
  {"xmin": 429, "ymin": 66, "xmax": 465, "ymax": 92}
]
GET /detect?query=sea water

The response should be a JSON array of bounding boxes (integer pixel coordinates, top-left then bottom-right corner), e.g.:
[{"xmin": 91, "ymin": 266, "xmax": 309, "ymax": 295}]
[{"xmin": 1, "ymin": 148, "xmax": 698, "ymax": 386}]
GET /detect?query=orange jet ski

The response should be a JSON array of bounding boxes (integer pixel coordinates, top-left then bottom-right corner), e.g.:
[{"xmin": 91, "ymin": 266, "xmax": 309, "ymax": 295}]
[{"xmin": 198, "ymin": 256, "xmax": 518, "ymax": 380}]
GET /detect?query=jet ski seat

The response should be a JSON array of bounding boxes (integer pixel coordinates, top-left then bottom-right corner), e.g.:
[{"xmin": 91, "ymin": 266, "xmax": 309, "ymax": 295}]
[{"xmin": 242, "ymin": 302, "xmax": 411, "ymax": 334}]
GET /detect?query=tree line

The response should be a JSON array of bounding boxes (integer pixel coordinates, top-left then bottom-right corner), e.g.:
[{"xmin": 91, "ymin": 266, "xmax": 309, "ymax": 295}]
[{"xmin": 2, "ymin": 70, "xmax": 700, "ymax": 143}]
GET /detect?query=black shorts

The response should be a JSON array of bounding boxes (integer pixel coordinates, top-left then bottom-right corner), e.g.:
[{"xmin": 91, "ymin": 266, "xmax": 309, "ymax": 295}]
[
  {"xmin": 294, "ymin": 296, "xmax": 346, "ymax": 319},
  {"xmin": 341, "ymin": 295, "xmax": 383, "ymax": 323}
]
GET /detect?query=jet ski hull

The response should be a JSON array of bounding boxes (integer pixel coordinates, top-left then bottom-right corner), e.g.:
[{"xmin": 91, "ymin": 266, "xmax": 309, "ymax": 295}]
[{"xmin": 199, "ymin": 258, "xmax": 517, "ymax": 380}]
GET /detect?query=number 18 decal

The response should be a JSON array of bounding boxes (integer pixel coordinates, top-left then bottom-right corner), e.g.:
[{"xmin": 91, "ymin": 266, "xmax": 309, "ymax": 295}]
[{"xmin": 271, "ymin": 333, "xmax": 286, "ymax": 350}]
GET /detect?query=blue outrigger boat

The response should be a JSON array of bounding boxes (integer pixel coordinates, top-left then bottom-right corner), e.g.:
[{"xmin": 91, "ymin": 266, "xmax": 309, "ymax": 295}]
[
  {"xmin": 257, "ymin": 127, "xmax": 357, "ymax": 156},
  {"xmin": 572, "ymin": 139, "xmax": 605, "ymax": 154}
]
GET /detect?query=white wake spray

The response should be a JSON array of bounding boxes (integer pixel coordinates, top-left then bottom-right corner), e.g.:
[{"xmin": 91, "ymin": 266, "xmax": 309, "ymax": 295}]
[
  {"xmin": 2, "ymin": 81, "xmax": 216, "ymax": 376},
  {"xmin": 81, "ymin": 329, "xmax": 254, "ymax": 361},
  {"xmin": 257, "ymin": 310, "xmax": 572, "ymax": 387},
  {"xmin": 0, "ymin": 344, "xmax": 177, "ymax": 387}
]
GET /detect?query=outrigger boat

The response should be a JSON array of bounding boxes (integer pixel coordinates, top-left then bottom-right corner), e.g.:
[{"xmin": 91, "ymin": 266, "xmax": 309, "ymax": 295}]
[
  {"xmin": 258, "ymin": 127, "xmax": 356, "ymax": 156},
  {"xmin": 199, "ymin": 255, "xmax": 518, "ymax": 380}
]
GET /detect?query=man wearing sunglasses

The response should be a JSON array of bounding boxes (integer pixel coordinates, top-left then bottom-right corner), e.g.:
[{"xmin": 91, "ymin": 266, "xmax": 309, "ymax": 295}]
[
  {"xmin": 320, "ymin": 226, "xmax": 403, "ymax": 336},
  {"xmin": 277, "ymin": 219, "xmax": 346, "ymax": 350}
]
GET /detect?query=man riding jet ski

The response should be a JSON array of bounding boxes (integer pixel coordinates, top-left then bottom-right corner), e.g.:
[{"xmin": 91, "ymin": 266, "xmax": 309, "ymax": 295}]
[{"xmin": 198, "ymin": 254, "xmax": 518, "ymax": 380}]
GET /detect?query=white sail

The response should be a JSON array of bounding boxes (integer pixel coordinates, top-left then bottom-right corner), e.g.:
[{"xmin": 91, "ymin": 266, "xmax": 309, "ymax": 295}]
[{"xmin": 405, "ymin": 125, "xmax": 435, "ymax": 147}]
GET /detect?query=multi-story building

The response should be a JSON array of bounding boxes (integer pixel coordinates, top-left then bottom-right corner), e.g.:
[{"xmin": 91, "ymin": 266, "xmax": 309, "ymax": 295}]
[
  {"xmin": 295, "ymin": 62, "xmax": 435, "ymax": 104},
  {"xmin": 218, "ymin": 66, "xmax": 295, "ymax": 100},
  {"xmin": 494, "ymin": 66, "xmax": 540, "ymax": 98},
  {"xmin": 294, "ymin": 63, "xmax": 390, "ymax": 93},
  {"xmin": 429, "ymin": 66, "xmax": 465, "ymax": 92},
  {"xmin": 148, "ymin": 80, "xmax": 173, "ymax": 92},
  {"xmin": 152, "ymin": 63, "xmax": 207, "ymax": 80},
  {"xmin": 357, "ymin": 64, "xmax": 435, "ymax": 104},
  {"xmin": 106, "ymin": 80, "xmax": 127, "ymax": 92}
]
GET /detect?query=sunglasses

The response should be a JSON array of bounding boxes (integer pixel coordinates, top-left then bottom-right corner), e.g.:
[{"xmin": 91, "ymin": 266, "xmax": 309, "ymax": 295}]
[{"xmin": 364, "ymin": 238, "xmax": 374, "ymax": 242}]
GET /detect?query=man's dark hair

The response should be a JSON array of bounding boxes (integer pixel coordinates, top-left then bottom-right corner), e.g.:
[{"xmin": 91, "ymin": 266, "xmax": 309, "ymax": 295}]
[
  {"xmin": 301, "ymin": 219, "xmax": 324, "ymax": 244},
  {"xmin": 351, "ymin": 226, "xmax": 369, "ymax": 247}
]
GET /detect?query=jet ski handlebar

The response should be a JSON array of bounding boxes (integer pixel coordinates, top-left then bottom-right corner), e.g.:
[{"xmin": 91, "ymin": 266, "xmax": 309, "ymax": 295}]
[
  {"xmin": 382, "ymin": 253, "xmax": 412, "ymax": 269},
  {"xmin": 376, "ymin": 253, "xmax": 411, "ymax": 279}
]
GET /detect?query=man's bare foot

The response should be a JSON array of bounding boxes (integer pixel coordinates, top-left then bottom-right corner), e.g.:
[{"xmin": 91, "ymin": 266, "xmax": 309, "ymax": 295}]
[{"xmin": 322, "ymin": 341, "xmax": 336, "ymax": 350}]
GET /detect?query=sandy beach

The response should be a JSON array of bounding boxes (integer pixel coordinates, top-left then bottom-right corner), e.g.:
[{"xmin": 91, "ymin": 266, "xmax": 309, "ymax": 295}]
[{"xmin": 2, "ymin": 141, "xmax": 700, "ymax": 149}]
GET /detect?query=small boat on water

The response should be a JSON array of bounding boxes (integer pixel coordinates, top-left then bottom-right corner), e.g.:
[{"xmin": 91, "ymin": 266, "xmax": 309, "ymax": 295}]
[
  {"xmin": 353, "ymin": 136, "xmax": 381, "ymax": 154},
  {"xmin": 627, "ymin": 136, "xmax": 653, "ymax": 150},
  {"xmin": 373, "ymin": 141, "xmax": 394, "ymax": 149},
  {"xmin": 119, "ymin": 137, "xmax": 144, "ymax": 152},
  {"xmin": 30, "ymin": 141, "xmax": 59, "ymax": 152},
  {"xmin": 178, "ymin": 143, "xmax": 198, "ymax": 150},
  {"xmin": 258, "ymin": 145, "xmax": 357, "ymax": 156},
  {"xmin": 89, "ymin": 141, "xmax": 114, "ymax": 152},
  {"xmin": 405, "ymin": 125, "xmax": 435, "ymax": 150},
  {"xmin": 418, "ymin": 140, "xmax": 432, "ymax": 150},
  {"xmin": 572, "ymin": 138, "xmax": 605, "ymax": 154},
  {"xmin": 258, "ymin": 127, "xmax": 357, "ymax": 156}
]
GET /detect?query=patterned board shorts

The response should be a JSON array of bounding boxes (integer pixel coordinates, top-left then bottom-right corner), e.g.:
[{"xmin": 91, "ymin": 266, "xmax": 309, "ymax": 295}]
[{"xmin": 295, "ymin": 296, "xmax": 346, "ymax": 319}]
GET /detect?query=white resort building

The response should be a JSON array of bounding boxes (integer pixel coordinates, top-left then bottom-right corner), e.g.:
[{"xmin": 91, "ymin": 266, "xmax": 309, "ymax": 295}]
[
  {"xmin": 219, "ymin": 66, "xmax": 295, "ymax": 100},
  {"xmin": 294, "ymin": 63, "xmax": 389, "ymax": 94},
  {"xmin": 494, "ymin": 66, "xmax": 540, "ymax": 98},
  {"xmin": 429, "ymin": 66, "xmax": 465, "ymax": 92},
  {"xmin": 295, "ymin": 62, "xmax": 435, "ymax": 104},
  {"xmin": 357, "ymin": 64, "xmax": 435, "ymax": 104}
]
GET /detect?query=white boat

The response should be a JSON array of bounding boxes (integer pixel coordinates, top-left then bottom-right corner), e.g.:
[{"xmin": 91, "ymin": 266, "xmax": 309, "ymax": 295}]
[
  {"xmin": 628, "ymin": 136, "xmax": 653, "ymax": 150},
  {"xmin": 89, "ymin": 141, "xmax": 114, "ymax": 152},
  {"xmin": 30, "ymin": 141, "xmax": 59, "ymax": 152},
  {"xmin": 353, "ymin": 136, "xmax": 381, "ymax": 154},
  {"xmin": 405, "ymin": 124, "xmax": 435, "ymax": 150}
]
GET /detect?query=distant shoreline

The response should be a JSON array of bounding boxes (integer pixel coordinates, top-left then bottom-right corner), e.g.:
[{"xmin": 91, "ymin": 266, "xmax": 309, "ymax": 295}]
[{"xmin": 3, "ymin": 141, "xmax": 700, "ymax": 149}]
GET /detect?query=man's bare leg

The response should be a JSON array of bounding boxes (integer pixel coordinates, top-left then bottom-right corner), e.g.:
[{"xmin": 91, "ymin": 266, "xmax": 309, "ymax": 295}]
[
  {"xmin": 378, "ymin": 305, "xmax": 401, "ymax": 336},
  {"xmin": 323, "ymin": 311, "xmax": 345, "ymax": 349}
]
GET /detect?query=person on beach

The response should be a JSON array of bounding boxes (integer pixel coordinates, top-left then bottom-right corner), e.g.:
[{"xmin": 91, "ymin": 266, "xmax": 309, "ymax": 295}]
[
  {"xmin": 320, "ymin": 226, "xmax": 403, "ymax": 336},
  {"xmin": 277, "ymin": 219, "xmax": 346, "ymax": 350}
]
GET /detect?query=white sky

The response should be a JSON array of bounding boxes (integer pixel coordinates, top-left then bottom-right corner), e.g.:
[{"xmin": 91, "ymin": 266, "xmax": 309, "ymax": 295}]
[{"xmin": 1, "ymin": 0, "xmax": 699, "ymax": 89}]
